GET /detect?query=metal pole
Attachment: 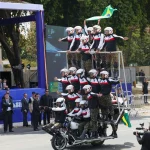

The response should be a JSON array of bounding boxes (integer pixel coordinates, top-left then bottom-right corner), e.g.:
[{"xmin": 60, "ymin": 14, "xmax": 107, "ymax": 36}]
[
  {"xmin": 66, "ymin": 53, "xmax": 68, "ymax": 69},
  {"xmin": 36, "ymin": 11, "xmax": 47, "ymax": 88},
  {"xmin": 0, "ymin": 43, "xmax": 3, "ymax": 71},
  {"xmin": 118, "ymin": 52, "xmax": 120, "ymax": 78},
  {"xmin": 57, "ymin": 51, "xmax": 122, "ymax": 54},
  {"xmin": 115, "ymin": 108, "xmax": 125, "ymax": 125},
  {"xmin": 115, "ymin": 85, "xmax": 120, "ymax": 113},
  {"xmin": 120, "ymin": 51, "xmax": 129, "ymax": 107}
]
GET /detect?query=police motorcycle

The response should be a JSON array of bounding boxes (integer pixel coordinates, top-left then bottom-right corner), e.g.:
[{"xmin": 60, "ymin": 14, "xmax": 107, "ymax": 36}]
[
  {"xmin": 47, "ymin": 108, "xmax": 128, "ymax": 150},
  {"xmin": 43, "ymin": 91, "xmax": 130, "ymax": 150},
  {"xmin": 50, "ymin": 100, "xmax": 120, "ymax": 150}
]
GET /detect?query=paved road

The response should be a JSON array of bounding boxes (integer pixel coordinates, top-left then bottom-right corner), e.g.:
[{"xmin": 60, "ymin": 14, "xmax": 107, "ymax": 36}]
[{"xmin": 0, "ymin": 115, "xmax": 149, "ymax": 150}]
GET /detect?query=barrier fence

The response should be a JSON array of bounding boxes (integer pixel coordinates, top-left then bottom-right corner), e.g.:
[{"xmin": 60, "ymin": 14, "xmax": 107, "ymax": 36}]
[
  {"xmin": 127, "ymin": 94, "xmax": 150, "ymax": 117},
  {"xmin": 136, "ymin": 76, "xmax": 150, "ymax": 85}
]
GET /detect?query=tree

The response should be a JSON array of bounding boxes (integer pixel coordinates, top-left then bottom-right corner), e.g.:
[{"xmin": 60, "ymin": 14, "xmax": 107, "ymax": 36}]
[
  {"xmin": 0, "ymin": 9, "xmax": 25, "ymax": 87},
  {"xmin": 20, "ymin": 22, "xmax": 37, "ymax": 62},
  {"xmin": 0, "ymin": 1, "xmax": 37, "ymax": 88}
]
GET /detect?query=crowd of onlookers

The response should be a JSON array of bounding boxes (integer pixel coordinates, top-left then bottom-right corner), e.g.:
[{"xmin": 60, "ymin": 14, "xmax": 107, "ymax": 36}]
[{"xmin": 0, "ymin": 89, "xmax": 53, "ymax": 133}]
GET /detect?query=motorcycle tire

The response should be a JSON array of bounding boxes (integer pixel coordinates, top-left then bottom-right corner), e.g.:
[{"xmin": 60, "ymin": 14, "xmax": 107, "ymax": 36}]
[
  {"xmin": 91, "ymin": 140, "xmax": 104, "ymax": 147},
  {"xmin": 51, "ymin": 134, "xmax": 67, "ymax": 150}
]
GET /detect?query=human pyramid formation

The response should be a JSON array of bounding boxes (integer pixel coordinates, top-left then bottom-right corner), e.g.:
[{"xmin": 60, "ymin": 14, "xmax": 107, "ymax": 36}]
[
  {"xmin": 59, "ymin": 20, "xmax": 128, "ymax": 77},
  {"xmin": 43, "ymin": 67, "xmax": 122, "ymax": 139},
  {"xmin": 43, "ymin": 21, "xmax": 128, "ymax": 140}
]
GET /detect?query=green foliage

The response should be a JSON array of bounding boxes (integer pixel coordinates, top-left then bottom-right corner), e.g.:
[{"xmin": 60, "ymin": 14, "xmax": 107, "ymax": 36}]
[
  {"xmin": 22, "ymin": 59, "xmax": 37, "ymax": 67},
  {"xmin": 1, "ymin": 0, "xmax": 150, "ymax": 67},
  {"xmin": 19, "ymin": 22, "xmax": 37, "ymax": 62},
  {"xmin": 25, "ymin": 0, "xmax": 150, "ymax": 66}
]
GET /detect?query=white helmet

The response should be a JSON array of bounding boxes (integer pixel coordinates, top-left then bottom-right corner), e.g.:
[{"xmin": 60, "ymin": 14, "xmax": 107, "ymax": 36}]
[
  {"xmin": 76, "ymin": 69, "xmax": 85, "ymax": 77},
  {"xmin": 66, "ymin": 85, "xmax": 74, "ymax": 92},
  {"xmin": 89, "ymin": 69, "xmax": 98, "ymax": 77},
  {"xmin": 100, "ymin": 71, "xmax": 109, "ymax": 78},
  {"xmin": 75, "ymin": 98, "xmax": 82, "ymax": 103},
  {"xmin": 104, "ymin": 27, "xmax": 113, "ymax": 34},
  {"xmin": 66, "ymin": 27, "xmax": 74, "ymax": 34},
  {"xmin": 100, "ymin": 71, "xmax": 109, "ymax": 75},
  {"xmin": 60, "ymin": 68, "xmax": 69, "ymax": 76},
  {"xmin": 69, "ymin": 67, "xmax": 77, "ymax": 74},
  {"xmin": 56, "ymin": 97, "xmax": 65, "ymax": 103},
  {"xmin": 56, "ymin": 97, "xmax": 66, "ymax": 107},
  {"xmin": 83, "ymin": 85, "xmax": 92, "ymax": 92},
  {"xmin": 87, "ymin": 27, "xmax": 93, "ymax": 32},
  {"xmin": 93, "ymin": 25, "xmax": 101, "ymax": 32},
  {"xmin": 80, "ymin": 100, "xmax": 86, "ymax": 105},
  {"xmin": 74, "ymin": 26, "xmax": 82, "ymax": 33},
  {"xmin": 80, "ymin": 35, "xmax": 89, "ymax": 42}
]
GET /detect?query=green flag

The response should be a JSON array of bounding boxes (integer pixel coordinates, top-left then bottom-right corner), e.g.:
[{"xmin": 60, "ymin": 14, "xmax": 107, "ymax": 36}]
[
  {"xmin": 86, "ymin": 5, "xmax": 117, "ymax": 21},
  {"xmin": 121, "ymin": 110, "xmax": 132, "ymax": 128}
]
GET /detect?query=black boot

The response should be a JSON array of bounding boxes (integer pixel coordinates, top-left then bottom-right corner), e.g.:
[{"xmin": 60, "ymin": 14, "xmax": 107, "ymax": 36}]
[
  {"xmin": 113, "ymin": 131, "xmax": 118, "ymax": 138},
  {"xmin": 109, "ymin": 131, "xmax": 118, "ymax": 138},
  {"xmin": 77, "ymin": 130, "xmax": 87, "ymax": 140},
  {"xmin": 102, "ymin": 123, "xmax": 107, "ymax": 137},
  {"xmin": 110, "ymin": 124, "xmax": 118, "ymax": 138}
]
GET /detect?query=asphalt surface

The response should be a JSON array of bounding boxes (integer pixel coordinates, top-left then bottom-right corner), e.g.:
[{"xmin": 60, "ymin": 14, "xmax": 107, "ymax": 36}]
[{"xmin": 0, "ymin": 115, "xmax": 149, "ymax": 150}]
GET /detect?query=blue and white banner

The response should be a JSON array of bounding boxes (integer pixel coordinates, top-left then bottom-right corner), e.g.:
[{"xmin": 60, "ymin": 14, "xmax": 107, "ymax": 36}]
[{"xmin": 0, "ymin": 88, "xmax": 45, "ymax": 123}]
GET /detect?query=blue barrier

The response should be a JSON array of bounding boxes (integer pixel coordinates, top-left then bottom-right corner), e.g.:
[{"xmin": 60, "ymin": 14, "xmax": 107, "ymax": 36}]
[
  {"xmin": 112, "ymin": 83, "xmax": 132, "ymax": 93},
  {"xmin": 0, "ymin": 88, "xmax": 45, "ymax": 124},
  {"xmin": 112, "ymin": 83, "xmax": 132, "ymax": 103}
]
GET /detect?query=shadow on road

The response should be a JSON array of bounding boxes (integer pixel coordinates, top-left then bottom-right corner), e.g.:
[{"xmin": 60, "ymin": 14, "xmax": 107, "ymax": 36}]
[
  {"xmin": 66, "ymin": 142, "xmax": 135, "ymax": 150},
  {"xmin": 0, "ymin": 126, "xmax": 46, "ymax": 136}
]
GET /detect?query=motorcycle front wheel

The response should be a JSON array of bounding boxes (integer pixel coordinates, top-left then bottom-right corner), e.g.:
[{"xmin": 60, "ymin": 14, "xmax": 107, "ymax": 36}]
[{"xmin": 51, "ymin": 134, "xmax": 67, "ymax": 150}]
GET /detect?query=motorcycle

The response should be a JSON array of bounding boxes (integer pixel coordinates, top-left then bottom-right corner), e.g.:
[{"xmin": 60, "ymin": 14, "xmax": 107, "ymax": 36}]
[
  {"xmin": 48, "ymin": 116, "xmax": 116, "ymax": 150},
  {"xmin": 43, "ymin": 106, "xmax": 128, "ymax": 150}
]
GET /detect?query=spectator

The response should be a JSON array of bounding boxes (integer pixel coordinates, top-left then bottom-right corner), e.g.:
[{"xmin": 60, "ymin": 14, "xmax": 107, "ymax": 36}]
[
  {"xmin": 141, "ymin": 70, "xmax": 145, "ymax": 83},
  {"xmin": 2, "ymin": 90, "xmax": 13, "ymax": 100},
  {"xmin": 139, "ymin": 70, "xmax": 143, "ymax": 76},
  {"xmin": 40, "ymin": 89, "xmax": 53, "ymax": 125},
  {"xmin": 21, "ymin": 93, "xmax": 29, "ymax": 127},
  {"xmin": 3, "ymin": 79, "xmax": 8, "ymax": 90},
  {"xmin": 29, "ymin": 92, "xmax": 35, "ymax": 126},
  {"xmin": 33, "ymin": 93, "xmax": 40, "ymax": 131},
  {"xmin": 142, "ymin": 78, "xmax": 149, "ymax": 104},
  {"xmin": 1, "ymin": 93, "xmax": 13, "ymax": 133},
  {"xmin": 0, "ymin": 79, "xmax": 2, "ymax": 90},
  {"xmin": 141, "ymin": 70, "xmax": 145, "ymax": 77}
]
